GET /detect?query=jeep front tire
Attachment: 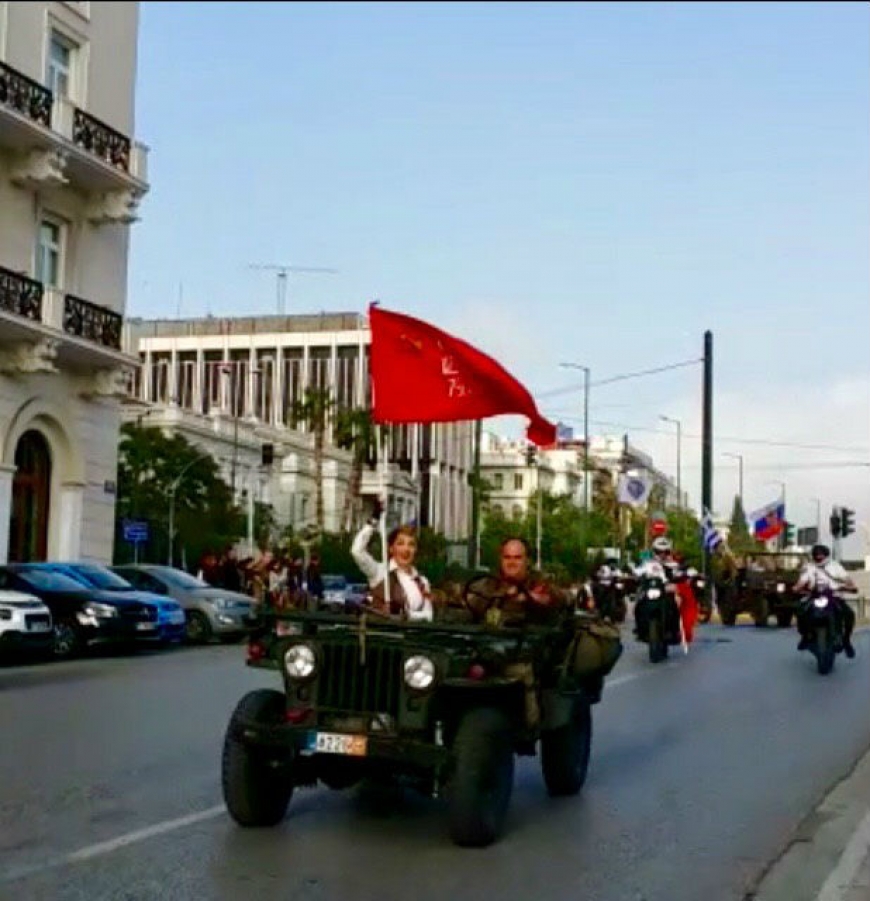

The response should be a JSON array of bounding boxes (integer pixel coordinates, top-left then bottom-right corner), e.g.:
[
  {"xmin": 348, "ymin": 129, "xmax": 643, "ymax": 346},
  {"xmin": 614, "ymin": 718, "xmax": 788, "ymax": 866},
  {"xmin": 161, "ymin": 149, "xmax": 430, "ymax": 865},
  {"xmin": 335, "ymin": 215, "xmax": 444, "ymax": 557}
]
[
  {"xmin": 447, "ymin": 707, "xmax": 514, "ymax": 847},
  {"xmin": 541, "ymin": 700, "xmax": 592, "ymax": 796},
  {"xmin": 222, "ymin": 689, "xmax": 293, "ymax": 827}
]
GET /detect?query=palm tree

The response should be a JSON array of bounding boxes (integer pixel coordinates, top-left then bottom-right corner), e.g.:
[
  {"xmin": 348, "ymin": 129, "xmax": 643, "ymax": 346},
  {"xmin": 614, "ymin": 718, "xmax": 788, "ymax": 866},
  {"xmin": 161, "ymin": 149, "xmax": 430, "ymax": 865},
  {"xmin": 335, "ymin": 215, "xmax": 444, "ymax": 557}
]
[
  {"xmin": 289, "ymin": 387, "xmax": 335, "ymax": 534},
  {"xmin": 334, "ymin": 406, "xmax": 377, "ymax": 533}
]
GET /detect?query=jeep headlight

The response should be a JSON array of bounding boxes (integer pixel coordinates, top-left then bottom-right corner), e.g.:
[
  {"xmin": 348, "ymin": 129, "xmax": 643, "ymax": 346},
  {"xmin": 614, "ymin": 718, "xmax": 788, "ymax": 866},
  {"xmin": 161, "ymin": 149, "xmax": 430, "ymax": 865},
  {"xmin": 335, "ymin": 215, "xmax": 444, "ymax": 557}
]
[
  {"xmin": 813, "ymin": 597, "xmax": 829, "ymax": 609},
  {"xmin": 776, "ymin": 583, "xmax": 786, "ymax": 593},
  {"xmin": 403, "ymin": 655, "xmax": 436, "ymax": 691},
  {"xmin": 284, "ymin": 643, "xmax": 317, "ymax": 680}
]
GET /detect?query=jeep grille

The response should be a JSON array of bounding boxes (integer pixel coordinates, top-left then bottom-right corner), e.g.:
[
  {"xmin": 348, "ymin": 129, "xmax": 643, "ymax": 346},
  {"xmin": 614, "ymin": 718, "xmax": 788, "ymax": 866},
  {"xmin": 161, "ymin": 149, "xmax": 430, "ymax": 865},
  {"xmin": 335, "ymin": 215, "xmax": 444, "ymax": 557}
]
[{"xmin": 318, "ymin": 643, "xmax": 403, "ymax": 717}]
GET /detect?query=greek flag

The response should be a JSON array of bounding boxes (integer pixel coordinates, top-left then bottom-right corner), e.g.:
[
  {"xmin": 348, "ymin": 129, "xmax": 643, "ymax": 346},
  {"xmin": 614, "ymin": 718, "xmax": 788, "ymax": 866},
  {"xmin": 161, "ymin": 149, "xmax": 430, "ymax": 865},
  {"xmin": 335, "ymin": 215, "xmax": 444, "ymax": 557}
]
[{"xmin": 701, "ymin": 509, "xmax": 724, "ymax": 552}]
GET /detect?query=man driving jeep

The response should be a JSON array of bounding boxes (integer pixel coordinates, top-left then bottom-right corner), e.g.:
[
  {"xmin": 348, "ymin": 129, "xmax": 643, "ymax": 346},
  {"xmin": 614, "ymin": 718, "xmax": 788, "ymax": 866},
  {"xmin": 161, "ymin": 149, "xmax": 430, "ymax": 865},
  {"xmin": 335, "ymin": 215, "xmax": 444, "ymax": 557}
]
[
  {"xmin": 463, "ymin": 537, "xmax": 568, "ymax": 732},
  {"xmin": 464, "ymin": 537, "xmax": 567, "ymax": 627}
]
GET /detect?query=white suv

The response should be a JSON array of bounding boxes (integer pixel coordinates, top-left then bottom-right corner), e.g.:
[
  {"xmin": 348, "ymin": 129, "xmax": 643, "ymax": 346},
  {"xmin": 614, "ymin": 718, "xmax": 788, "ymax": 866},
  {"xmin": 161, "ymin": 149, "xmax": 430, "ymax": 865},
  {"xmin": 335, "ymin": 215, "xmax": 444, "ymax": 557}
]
[{"xmin": 0, "ymin": 590, "xmax": 54, "ymax": 658}]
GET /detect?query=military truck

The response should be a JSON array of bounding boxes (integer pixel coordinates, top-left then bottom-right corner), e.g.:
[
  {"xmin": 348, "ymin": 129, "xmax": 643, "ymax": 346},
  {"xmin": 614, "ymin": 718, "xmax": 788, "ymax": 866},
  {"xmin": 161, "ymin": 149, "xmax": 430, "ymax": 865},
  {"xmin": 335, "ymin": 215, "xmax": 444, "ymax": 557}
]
[
  {"xmin": 715, "ymin": 551, "xmax": 808, "ymax": 628},
  {"xmin": 222, "ymin": 601, "xmax": 618, "ymax": 847}
]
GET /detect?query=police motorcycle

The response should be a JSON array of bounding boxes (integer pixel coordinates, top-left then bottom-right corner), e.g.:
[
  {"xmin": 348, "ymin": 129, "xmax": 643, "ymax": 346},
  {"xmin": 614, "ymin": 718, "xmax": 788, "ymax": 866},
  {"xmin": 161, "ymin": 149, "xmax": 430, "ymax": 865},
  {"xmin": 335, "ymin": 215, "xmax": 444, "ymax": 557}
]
[
  {"xmin": 797, "ymin": 585, "xmax": 845, "ymax": 676},
  {"xmin": 591, "ymin": 568, "xmax": 628, "ymax": 623},
  {"xmin": 633, "ymin": 570, "xmax": 682, "ymax": 664}
]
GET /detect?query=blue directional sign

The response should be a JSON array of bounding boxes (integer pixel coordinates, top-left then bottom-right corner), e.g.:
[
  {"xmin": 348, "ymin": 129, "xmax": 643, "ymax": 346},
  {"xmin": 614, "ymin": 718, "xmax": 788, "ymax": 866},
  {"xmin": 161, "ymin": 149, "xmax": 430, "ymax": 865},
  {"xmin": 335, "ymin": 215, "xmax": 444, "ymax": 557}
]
[{"xmin": 122, "ymin": 519, "xmax": 149, "ymax": 543}]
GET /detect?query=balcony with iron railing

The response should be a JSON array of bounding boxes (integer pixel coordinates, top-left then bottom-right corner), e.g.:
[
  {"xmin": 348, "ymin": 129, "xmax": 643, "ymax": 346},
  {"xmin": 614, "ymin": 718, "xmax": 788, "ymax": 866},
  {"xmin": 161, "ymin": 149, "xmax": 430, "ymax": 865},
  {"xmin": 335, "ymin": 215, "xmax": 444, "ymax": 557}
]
[
  {"xmin": 0, "ymin": 60, "xmax": 148, "ymax": 191},
  {"xmin": 0, "ymin": 265, "xmax": 128, "ymax": 366}
]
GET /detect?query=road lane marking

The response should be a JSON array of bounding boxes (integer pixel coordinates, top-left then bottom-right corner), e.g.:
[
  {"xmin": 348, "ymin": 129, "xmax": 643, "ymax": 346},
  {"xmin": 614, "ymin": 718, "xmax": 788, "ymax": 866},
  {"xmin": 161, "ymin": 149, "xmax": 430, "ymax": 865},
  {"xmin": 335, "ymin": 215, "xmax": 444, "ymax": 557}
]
[
  {"xmin": 815, "ymin": 807, "xmax": 870, "ymax": 901},
  {"xmin": 0, "ymin": 805, "xmax": 225, "ymax": 886},
  {"xmin": 0, "ymin": 657, "xmax": 677, "ymax": 884}
]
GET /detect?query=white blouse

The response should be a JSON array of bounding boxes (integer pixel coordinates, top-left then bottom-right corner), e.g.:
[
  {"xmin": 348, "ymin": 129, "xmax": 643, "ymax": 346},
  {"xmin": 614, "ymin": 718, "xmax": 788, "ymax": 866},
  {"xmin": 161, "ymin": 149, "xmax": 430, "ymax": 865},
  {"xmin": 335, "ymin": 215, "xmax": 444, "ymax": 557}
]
[{"xmin": 350, "ymin": 523, "xmax": 433, "ymax": 621}]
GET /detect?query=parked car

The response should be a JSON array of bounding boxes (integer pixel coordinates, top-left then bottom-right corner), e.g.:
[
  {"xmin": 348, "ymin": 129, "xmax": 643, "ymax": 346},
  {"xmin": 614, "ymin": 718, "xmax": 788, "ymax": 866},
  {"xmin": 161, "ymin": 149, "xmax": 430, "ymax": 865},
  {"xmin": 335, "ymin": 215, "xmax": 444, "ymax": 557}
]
[
  {"xmin": 0, "ymin": 589, "xmax": 53, "ymax": 659},
  {"xmin": 0, "ymin": 566, "xmax": 159, "ymax": 659},
  {"xmin": 111, "ymin": 565, "xmax": 254, "ymax": 644},
  {"xmin": 321, "ymin": 574, "xmax": 349, "ymax": 611},
  {"xmin": 21, "ymin": 563, "xmax": 186, "ymax": 645},
  {"xmin": 345, "ymin": 581, "xmax": 369, "ymax": 611}
]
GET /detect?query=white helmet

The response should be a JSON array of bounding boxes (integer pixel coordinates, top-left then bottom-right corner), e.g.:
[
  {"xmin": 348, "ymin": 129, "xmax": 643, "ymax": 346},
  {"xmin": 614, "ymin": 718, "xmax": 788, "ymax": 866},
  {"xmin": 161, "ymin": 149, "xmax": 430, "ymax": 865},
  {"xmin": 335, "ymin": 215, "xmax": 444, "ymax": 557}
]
[{"xmin": 651, "ymin": 537, "xmax": 672, "ymax": 555}]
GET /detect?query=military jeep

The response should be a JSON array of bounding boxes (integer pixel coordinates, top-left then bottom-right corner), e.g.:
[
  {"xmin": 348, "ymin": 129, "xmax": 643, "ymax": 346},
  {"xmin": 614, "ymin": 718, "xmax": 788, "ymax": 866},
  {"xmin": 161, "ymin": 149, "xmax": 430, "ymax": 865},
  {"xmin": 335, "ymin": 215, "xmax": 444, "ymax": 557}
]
[
  {"xmin": 715, "ymin": 551, "xmax": 808, "ymax": 628},
  {"xmin": 222, "ymin": 606, "xmax": 607, "ymax": 847}
]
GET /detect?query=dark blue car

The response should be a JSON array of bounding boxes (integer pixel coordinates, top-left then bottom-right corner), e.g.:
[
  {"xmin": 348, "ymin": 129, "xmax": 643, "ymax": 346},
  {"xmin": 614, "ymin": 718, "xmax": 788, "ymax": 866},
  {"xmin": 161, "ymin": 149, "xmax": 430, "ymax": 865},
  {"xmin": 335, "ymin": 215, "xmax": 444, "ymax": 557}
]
[{"xmin": 20, "ymin": 563, "xmax": 187, "ymax": 645}]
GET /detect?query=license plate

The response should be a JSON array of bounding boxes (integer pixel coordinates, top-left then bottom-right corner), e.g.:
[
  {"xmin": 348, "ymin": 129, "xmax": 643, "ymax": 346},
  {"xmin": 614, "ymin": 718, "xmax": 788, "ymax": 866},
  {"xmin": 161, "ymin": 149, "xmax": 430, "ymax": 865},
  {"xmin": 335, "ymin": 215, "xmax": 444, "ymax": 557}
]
[
  {"xmin": 308, "ymin": 732, "xmax": 367, "ymax": 756},
  {"xmin": 135, "ymin": 622, "xmax": 156, "ymax": 631}
]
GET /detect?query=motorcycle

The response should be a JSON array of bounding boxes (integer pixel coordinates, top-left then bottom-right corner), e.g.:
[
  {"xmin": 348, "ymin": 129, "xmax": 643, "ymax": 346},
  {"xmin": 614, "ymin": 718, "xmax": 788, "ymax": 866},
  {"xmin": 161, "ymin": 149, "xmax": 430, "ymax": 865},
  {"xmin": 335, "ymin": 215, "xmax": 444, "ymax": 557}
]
[
  {"xmin": 591, "ymin": 577, "xmax": 628, "ymax": 623},
  {"xmin": 633, "ymin": 575, "xmax": 681, "ymax": 664},
  {"xmin": 798, "ymin": 587, "xmax": 845, "ymax": 675}
]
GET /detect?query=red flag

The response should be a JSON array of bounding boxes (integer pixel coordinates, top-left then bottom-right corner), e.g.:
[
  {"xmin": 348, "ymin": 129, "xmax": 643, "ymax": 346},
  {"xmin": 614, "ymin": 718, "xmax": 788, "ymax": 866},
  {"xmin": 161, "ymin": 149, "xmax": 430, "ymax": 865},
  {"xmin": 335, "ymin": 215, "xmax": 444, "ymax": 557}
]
[
  {"xmin": 369, "ymin": 304, "xmax": 556, "ymax": 446},
  {"xmin": 676, "ymin": 581, "xmax": 698, "ymax": 644}
]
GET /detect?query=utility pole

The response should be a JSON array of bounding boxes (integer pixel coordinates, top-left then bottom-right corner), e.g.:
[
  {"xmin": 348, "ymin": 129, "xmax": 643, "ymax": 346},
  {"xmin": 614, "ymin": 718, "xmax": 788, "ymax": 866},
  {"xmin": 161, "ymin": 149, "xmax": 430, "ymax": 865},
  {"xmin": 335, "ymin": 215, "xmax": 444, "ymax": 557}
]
[
  {"xmin": 811, "ymin": 497, "xmax": 821, "ymax": 541},
  {"xmin": 468, "ymin": 419, "xmax": 483, "ymax": 570},
  {"xmin": 248, "ymin": 263, "xmax": 338, "ymax": 315},
  {"xmin": 559, "ymin": 361, "xmax": 591, "ymax": 511},
  {"xmin": 701, "ymin": 331, "xmax": 713, "ymax": 581},
  {"xmin": 536, "ymin": 460, "xmax": 543, "ymax": 570}
]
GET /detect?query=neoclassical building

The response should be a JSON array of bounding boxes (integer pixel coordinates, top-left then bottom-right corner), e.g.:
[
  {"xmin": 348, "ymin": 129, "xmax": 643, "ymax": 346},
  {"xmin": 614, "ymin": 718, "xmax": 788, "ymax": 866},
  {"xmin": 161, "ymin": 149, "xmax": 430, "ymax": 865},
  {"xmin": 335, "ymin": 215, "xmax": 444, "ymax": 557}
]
[
  {"xmin": 122, "ymin": 312, "xmax": 474, "ymax": 541},
  {"xmin": 0, "ymin": 1, "xmax": 148, "ymax": 563}
]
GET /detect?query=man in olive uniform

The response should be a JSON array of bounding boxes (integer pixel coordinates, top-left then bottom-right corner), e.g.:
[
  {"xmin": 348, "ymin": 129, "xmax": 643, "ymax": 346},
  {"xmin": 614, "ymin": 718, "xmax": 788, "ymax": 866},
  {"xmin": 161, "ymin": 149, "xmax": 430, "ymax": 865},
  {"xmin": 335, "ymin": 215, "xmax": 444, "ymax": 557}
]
[{"xmin": 464, "ymin": 537, "xmax": 568, "ymax": 729}]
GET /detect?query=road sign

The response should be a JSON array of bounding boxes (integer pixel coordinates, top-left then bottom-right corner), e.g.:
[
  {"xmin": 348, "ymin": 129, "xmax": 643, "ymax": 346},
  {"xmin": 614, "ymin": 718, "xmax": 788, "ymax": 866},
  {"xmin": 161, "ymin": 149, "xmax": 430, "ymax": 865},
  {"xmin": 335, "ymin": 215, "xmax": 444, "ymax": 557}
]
[{"xmin": 122, "ymin": 519, "xmax": 149, "ymax": 543}]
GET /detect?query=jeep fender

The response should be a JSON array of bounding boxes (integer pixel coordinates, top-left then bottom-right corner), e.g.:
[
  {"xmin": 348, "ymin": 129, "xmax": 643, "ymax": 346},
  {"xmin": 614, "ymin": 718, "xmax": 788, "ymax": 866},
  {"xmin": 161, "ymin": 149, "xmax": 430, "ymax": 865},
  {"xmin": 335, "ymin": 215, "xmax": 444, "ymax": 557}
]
[
  {"xmin": 540, "ymin": 689, "xmax": 588, "ymax": 730},
  {"xmin": 437, "ymin": 680, "xmax": 526, "ymax": 739}
]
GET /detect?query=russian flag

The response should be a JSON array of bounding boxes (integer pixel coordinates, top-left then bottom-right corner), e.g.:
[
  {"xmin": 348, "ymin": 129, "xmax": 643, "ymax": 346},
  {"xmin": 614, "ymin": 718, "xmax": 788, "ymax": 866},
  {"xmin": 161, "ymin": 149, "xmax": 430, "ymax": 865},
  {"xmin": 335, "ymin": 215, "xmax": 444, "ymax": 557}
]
[{"xmin": 751, "ymin": 500, "xmax": 786, "ymax": 541}]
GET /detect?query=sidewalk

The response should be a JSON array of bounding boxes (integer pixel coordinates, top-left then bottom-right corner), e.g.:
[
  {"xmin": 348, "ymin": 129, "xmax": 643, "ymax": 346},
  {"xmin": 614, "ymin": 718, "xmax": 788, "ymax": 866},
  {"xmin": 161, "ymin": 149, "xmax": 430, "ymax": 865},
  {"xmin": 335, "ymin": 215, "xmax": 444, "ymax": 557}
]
[
  {"xmin": 752, "ymin": 682, "xmax": 870, "ymax": 901},
  {"xmin": 815, "ymin": 811, "xmax": 870, "ymax": 901}
]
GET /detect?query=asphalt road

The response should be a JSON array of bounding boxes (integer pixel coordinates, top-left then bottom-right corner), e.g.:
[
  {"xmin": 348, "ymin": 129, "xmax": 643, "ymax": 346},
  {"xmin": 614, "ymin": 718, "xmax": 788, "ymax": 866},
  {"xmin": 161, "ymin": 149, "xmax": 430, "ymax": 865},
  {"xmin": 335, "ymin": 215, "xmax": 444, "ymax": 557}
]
[{"xmin": 1, "ymin": 624, "xmax": 869, "ymax": 901}]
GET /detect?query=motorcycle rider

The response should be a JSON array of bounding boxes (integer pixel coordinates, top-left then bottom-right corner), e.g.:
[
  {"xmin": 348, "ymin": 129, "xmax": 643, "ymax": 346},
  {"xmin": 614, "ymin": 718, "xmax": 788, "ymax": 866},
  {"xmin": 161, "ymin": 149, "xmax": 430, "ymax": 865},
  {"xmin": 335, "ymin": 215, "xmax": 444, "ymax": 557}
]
[
  {"xmin": 794, "ymin": 544, "xmax": 858, "ymax": 658},
  {"xmin": 634, "ymin": 537, "xmax": 678, "ymax": 580}
]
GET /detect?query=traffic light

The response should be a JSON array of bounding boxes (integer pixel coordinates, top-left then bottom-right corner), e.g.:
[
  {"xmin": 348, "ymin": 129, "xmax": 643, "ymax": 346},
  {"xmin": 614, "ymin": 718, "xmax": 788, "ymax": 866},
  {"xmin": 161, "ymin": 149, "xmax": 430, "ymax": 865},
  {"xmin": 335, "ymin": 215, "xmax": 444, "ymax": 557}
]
[
  {"xmin": 841, "ymin": 508, "xmax": 856, "ymax": 538},
  {"xmin": 784, "ymin": 522, "xmax": 795, "ymax": 546},
  {"xmin": 261, "ymin": 443, "xmax": 274, "ymax": 467},
  {"xmin": 525, "ymin": 445, "xmax": 537, "ymax": 466},
  {"xmin": 830, "ymin": 508, "xmax": 842, "ymax": 539}
]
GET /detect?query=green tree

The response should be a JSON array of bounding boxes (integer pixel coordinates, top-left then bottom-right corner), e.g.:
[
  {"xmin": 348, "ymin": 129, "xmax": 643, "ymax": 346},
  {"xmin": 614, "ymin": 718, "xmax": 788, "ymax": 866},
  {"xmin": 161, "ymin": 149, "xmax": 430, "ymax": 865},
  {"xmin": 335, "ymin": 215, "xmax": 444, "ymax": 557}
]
[
  {"xmin": 727, "ymin": 495, "xmax": 758, "ymax": 554},
  {"xmin": 290, "ymin": 387, "xmax": 335, "ymax": 535},
  {"xmin": 115, "ymin": 423, "xmax": 243, "ymax": 567},
  {"xmin": 334, "ymin": 405, "xmax": 377, "ymax": 533}
]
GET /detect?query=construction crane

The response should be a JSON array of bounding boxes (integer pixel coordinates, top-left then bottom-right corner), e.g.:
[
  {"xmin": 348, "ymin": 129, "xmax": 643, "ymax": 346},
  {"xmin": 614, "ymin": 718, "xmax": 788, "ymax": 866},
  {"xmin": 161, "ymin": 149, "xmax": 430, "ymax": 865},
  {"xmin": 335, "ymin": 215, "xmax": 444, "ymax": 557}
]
[{"xmin": 248, "ymin": 263, "xmax": 338, "ymax": 315}]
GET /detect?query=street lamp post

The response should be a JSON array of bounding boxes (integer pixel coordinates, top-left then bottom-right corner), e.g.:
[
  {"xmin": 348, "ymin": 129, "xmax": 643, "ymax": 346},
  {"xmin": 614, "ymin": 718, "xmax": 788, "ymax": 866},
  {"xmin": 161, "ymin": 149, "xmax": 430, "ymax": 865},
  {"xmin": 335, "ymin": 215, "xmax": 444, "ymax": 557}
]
[
  {"xmin": 659, "ymin": 415, "xmax": 682, "ymax": 509},
  {"xmin": 168, "ymin": 452, "xmax": 211, "ymax": 568},
  {"xmin": 722, "ymin": 452, "xmax": 744, "ymax": 505},
  {"xmin": 559, "ymin": 362, "xmax": 590, "ymax": 511},
  {"xmin": 810, "ymin": 497, "xmax": 821, "ymax": 541}
]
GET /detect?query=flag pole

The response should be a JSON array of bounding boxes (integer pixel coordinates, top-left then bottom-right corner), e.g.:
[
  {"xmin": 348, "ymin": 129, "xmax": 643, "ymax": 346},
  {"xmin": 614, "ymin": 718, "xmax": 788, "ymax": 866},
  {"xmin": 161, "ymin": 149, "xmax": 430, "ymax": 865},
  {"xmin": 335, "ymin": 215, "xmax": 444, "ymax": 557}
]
[{"xmin": 379, "ymin": 424, "xmax": 390, "ymax": 610}]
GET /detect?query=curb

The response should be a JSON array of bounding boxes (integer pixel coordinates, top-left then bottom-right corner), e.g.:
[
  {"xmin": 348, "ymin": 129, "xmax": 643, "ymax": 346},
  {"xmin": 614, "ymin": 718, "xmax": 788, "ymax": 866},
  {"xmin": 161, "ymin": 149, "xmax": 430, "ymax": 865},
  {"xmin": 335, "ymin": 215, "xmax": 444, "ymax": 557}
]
[{"xmin": 748, "ymin": 725, "xmax": 870, "ymax": 900}]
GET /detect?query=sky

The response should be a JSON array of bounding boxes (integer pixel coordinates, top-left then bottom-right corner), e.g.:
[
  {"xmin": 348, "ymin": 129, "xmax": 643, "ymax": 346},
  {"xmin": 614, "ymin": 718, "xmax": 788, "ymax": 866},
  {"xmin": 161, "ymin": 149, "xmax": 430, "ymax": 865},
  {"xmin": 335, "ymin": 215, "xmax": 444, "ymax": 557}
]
[{"xmin": 128, "ymin": 1, "xmax": 870, "ymax": 556}]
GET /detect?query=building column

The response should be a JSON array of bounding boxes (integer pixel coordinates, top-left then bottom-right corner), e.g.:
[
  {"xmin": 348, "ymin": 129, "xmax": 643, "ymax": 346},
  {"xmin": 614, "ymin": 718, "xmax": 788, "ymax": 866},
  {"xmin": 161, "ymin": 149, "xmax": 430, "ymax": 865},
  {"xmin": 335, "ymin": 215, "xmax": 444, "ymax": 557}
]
[
  {"xmin": 143, "ymin": 351, "xmax": 152, "ymax": 401},
  {"xmin": 0, "ymin": 465, "xmax": 15, "ymax": 565},
  {"xmin": 194, "ymin": 348, "xmax": 204, "ymax": 413},
  {"xmin": 56, "ymin": 481, "xmax": 85, "ymax": 560},
  {"xmin": 273, "ymin": 346, "xmax": 284, "ymax": 426},
  {"xmin": 247, "ymin": 347, "xmax": 257, "ymax": 419},
  {"xmin": 169, "ymin": 349, "xmax": 178, "ymax": 406}
]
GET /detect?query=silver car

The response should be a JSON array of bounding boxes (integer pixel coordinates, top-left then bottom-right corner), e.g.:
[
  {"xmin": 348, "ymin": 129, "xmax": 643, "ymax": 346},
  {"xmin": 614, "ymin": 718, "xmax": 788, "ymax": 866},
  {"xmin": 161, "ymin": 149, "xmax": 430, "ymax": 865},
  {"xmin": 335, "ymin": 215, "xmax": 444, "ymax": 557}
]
[{"xmin": 111, "ymin": 565, "xmax": 254, "ymax": 644}]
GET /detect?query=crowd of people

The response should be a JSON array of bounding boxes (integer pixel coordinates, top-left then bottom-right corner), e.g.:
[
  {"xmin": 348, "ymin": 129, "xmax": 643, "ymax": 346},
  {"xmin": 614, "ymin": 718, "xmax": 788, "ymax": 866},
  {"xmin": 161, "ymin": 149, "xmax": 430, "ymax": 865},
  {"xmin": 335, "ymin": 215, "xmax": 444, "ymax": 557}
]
[{"xmin": 196, "ymin": 546, "xmax": 324, "ymax": 608}]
